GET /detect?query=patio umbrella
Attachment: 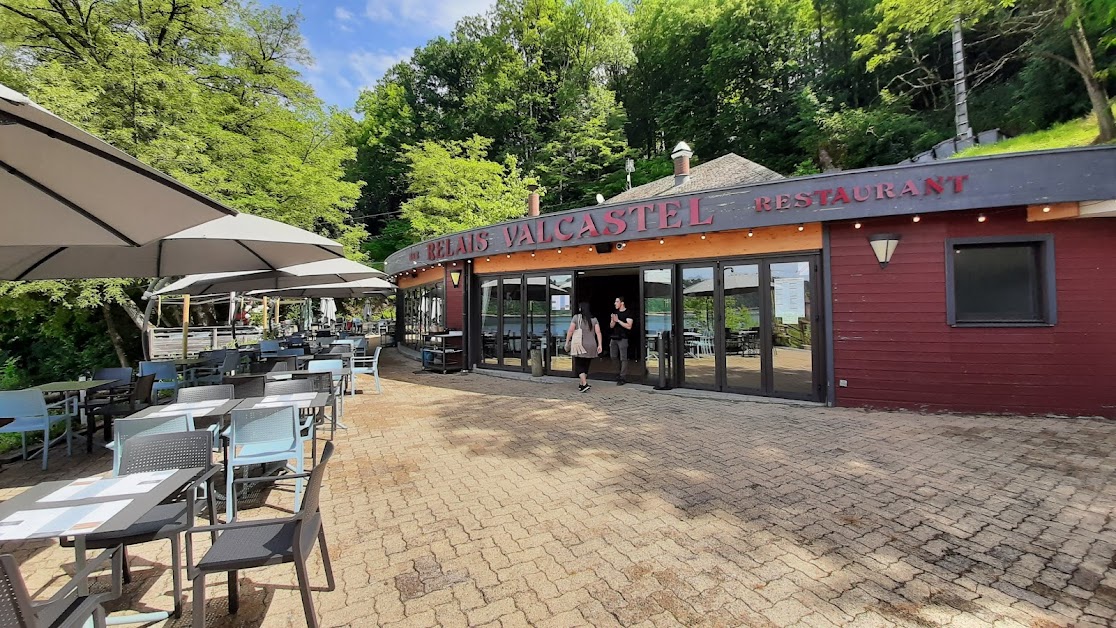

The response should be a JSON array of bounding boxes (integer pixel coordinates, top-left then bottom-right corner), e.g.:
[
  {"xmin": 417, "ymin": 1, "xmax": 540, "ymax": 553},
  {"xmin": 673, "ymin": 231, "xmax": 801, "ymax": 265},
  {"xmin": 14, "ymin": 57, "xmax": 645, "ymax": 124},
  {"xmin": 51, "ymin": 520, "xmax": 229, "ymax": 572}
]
[
  {"xmin": 248, "ymin": 277, "xmax": 396, "ymax": 299},
  {"xmin": 1, "ymin": 82, "xmax": 235, "ymax": 248},
  {"xmin": 0, "ymin": 213, "xmax": 344, "ymax": 280},
  {"xmin": 151, "ymin": 257, "xmax": 384, "ymax": 296}
]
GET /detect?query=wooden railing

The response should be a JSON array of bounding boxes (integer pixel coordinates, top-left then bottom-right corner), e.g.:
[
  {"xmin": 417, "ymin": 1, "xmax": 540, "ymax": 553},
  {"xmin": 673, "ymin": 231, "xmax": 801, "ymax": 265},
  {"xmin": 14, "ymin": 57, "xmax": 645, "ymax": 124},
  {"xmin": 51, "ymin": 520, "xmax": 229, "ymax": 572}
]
[{"xmin": 147, "ymin": 326, "xmax": 263, "ymax": 358}]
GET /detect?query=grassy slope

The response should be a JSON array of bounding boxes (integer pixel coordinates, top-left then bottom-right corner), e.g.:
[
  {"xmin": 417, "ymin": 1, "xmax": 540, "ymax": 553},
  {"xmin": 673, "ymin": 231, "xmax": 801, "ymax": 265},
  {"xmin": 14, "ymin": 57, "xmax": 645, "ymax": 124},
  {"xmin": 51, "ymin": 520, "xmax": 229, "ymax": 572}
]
[{"xmin": 953, "ymin": 103, "xmax": 1116, "ymax": 158}]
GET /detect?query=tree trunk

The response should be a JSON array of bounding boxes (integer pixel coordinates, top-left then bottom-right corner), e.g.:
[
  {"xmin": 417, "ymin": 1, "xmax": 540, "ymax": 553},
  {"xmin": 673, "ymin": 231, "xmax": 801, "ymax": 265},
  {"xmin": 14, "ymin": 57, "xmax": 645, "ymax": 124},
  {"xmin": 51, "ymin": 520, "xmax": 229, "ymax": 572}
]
[
  {"xmin": 1065, "ymin": 6, "xmax": 1115, "ymax": 142},
  {"xmin": 102, "ymin": 303, "xmax": 130, "ymax": 367}
]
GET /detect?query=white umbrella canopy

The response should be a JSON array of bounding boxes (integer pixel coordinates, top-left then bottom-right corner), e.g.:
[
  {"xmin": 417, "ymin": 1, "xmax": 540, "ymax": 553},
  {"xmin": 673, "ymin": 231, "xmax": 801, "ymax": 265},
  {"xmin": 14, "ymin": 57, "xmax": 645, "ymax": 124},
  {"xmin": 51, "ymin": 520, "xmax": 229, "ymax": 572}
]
[
  {"xmin": 1, "ymin": 82, "xmax": 236, "ymax": 247},
  {"xmin": 0, "ymin": 214, "xmax": 344, "ymax": 280},
  {"xmin": 152, "ymin": 257, "xmax": 384, "ymax": 296},
  {"xmin": 249, "ymin": 277, "xmax": 396, "ymax": 299}
]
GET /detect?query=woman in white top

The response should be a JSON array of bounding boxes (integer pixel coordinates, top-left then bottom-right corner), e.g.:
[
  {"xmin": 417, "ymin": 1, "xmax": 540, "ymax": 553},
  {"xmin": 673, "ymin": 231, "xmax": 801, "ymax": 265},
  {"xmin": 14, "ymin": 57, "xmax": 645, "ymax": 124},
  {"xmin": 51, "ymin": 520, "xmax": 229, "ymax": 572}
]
[{"xmin": 565, "ymin": 301, "xmax": 603, "ymax": 393}]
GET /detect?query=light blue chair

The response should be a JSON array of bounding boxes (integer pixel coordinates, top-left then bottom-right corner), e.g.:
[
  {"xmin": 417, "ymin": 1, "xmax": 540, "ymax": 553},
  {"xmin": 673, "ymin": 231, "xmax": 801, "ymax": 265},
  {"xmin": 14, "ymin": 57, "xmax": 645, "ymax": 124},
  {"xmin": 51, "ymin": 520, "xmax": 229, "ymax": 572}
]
[
  {"xmin": 0, "ymin": 390, "xmax": 75, "ymax": 470},
  {"xmin": 351, "ymin": 346, "xmax": 382, "ymax": 396},
  {"xmin": 258, "ymin": 340, "xmax": 281, "ymax": 359},
  {"xmin": 224, "ymin": 406, "xmax": 303, "ymax": 520},
  {"xmin": 106, "ymin": 412, "xmax": 195, "ymax": 476},
  {"xmin": 307, "ymin": 359, "xmax": 345, "ymax": 432},
  {"xmin": 139, "ymin": 360, "xmax": 180, "ymax": 403}
]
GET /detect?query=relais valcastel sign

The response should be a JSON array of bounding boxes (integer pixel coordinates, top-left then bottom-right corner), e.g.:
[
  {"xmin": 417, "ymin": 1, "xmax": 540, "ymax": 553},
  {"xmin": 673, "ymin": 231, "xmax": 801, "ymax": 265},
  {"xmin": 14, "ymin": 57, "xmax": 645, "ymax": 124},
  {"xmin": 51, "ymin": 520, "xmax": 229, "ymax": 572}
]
[{"xmin": 386, "ymin": 147, "xmax": 1116, "ymax": 275}]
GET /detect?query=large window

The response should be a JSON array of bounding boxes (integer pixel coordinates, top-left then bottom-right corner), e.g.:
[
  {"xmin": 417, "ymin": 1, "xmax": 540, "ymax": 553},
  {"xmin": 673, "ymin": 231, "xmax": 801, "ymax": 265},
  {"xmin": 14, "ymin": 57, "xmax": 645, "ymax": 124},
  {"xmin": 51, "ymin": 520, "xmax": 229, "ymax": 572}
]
[
  {"xmin": 946, "ymin": 236, "xmax": 1056, "ymax": 326},
  {"xmin": 402, "ymin": 281, "xmax": 445, "ymax": 349}
]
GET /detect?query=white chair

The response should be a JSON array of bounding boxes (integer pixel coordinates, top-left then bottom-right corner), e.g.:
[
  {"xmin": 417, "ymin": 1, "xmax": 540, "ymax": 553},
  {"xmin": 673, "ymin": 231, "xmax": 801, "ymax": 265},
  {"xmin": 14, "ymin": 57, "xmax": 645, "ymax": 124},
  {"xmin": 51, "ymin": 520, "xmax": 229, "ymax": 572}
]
[
  {"xmin": 351, "ymin": 346, "xmax": 382, "ymax": 395},
  {"xmin": 0, "ymin": 390, "xmax": 74, "ymax": 470},
  {"xmin": 224, "ymin": 406, "xmax": 303, "ymax": 521},
  {"xmin": 107, "ymin": 412, "xmax": 195, "ymax": 476}
]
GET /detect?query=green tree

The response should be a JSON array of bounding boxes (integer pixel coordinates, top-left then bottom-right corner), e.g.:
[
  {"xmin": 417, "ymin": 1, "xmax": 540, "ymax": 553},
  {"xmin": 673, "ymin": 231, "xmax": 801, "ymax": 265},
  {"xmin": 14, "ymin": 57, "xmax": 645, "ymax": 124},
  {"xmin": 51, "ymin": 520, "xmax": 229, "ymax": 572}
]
[{"xmin": 400, "ymin": 135, "xmax": 538, "ymax": 239}]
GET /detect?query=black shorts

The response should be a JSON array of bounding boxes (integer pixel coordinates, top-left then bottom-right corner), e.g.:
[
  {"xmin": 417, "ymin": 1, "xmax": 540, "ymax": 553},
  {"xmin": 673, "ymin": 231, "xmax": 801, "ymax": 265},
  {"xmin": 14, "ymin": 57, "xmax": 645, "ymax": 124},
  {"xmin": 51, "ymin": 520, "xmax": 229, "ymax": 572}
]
[{"xmin": 572, "ymin": 356, "xmax": 593, "ymax": 375}]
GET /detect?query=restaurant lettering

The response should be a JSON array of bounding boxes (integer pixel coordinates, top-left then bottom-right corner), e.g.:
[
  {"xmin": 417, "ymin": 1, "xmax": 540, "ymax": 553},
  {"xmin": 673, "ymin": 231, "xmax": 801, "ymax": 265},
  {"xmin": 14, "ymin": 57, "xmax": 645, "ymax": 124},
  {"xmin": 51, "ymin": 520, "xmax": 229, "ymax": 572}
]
[
  {"xmin": 755, "ymin": 175, "xmax": 969, "ymax": 212},
  {"xmin": 424, "ymin": 198, "xmax": 714, "ymax": 261}
]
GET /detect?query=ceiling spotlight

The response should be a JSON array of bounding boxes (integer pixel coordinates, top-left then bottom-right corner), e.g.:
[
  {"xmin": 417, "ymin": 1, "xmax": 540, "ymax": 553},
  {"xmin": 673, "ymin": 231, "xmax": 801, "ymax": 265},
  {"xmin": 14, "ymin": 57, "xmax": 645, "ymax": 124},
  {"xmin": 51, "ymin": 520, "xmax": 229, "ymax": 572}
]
[
  {"xmin": 589, "ymin": 246, "xmax": 594, "ymax": 252},
  {"xmin": 747, "ymin": 229, "xmax": 754, "ymax": 237},
  {"xmin": 854, "ymin": 222, "xmax": 862, "ymax": 229},
  {"xmin": 557, "ymin": 247, "xmax": 562, "ymax": 253},
  {"xmin": 615, "ymin": 242, "xmax": 626, "ymax": 250},
  {"xmin": 486, "ymin": 257, "xmax": 491, "ymax": 262},
  {"xmin": 658, "ymin": 238, "xmax": 665, "ymax": 244},
  {"xmin": 700, "ymin": 233, "xmax": 707, "ymax": 240},
  {"xmin": 1042, "ymin": 206, "xmax": 1051, "ymax": 213},
  {"xmin": 797, "ymin": 224, "xmax": 805, "ymax": 232},
  {"xmin": 912, "ymin": 215, "xmax": 921, "ymax": 223},
  {"xmin": 530, "ymin": 252, "xmax": 536, "ymax": 257},
  {"xmin": 451, "ymin": 262, "xmax": 457, "ymax": 266},
  {"xmin": 978, "ymin": 214, "xmax": 987, "ymax": 223},
  {"xmin": 506, "ymin": 253, "xmax": 511, "ymax": 258}
]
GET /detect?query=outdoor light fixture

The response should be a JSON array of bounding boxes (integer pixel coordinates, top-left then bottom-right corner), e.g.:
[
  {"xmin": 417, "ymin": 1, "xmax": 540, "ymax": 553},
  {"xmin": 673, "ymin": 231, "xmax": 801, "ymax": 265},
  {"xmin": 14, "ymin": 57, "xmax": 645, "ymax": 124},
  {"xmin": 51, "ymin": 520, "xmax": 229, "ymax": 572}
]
[
  {"xmin": 868, "ymin": 233, "xmax": 901, "ymax": 269},
  {"xmin": 854, "ymin": 222, "xmax": 862, "ymax": 229},
  {"xmin": 506, "ymin": 253, "xmax": 511, "ymax": 258},
  {"xmin": 557, "ymin": 247, "xmax": 562, "ymax": 253},
  {"xmin": 912, "ymin": 215, "xmax": 921, "ymax": 223},
  {"xmin": 700, "ymin": 233, "xmax": 707, "ymax": 240},
  {"xmin": 797, "ymin": 224, "xmax": 805, "ymax": 232},
  {"xmin": 615, "ymin": 242, "xmax": 626, "ymax": 250},
  {"xmin": 589, "ymin": 246, "xmax": 594, "ymax": 251},
  {"xmin": 449, "ymin": 269, "xmax": 462, "ymax": 288},
  {"xmin": 531, "ymin": 252, "xmax": 536, "ymax": 257},
  {"xmin": 486, "ymin": 257, "xmax": 491, "ymax": 262},
  {"xmin": 1043, "ymin": 205, "xmax": 1051, "ymax": 213},
  {"xmin": 978, "ymin": 214, "xmax": 987, "ymax": 223},
  {"xmin": 659, "ymin": 238, "xmax": 665, "ymax": 244},
  {"xmin": 747, "ymin": 229, "xmax": 754, "ymax": 237}
]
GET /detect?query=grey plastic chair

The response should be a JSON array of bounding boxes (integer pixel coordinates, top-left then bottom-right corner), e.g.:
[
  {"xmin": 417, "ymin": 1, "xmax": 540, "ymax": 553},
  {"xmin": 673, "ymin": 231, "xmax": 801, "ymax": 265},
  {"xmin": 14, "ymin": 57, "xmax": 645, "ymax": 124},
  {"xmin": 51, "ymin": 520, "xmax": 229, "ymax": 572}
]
[
  {"xmin": 0, "ymin": 551, "xmax": 121, "ymax": 628},
  {"xmin": 187, "ymin": 442, "xmax": 336, "ymax": 628},
  {"xmin": 292, "ymin": 372, "xmax": 338, "ymax": 438},
  {"xmin": 224, "ymin": 375, "xmax": 265, "ymax": 399},
  {"xmin": 88, "ymin": 374, "xmax": 155, "ymax": 446},
  {"xmin": 176, "ymin": 384, "xmax": 234, "ymax": 404},
  {"xmin": 61, "ymin": 431, "xmax": 218, "ymax": 620}
]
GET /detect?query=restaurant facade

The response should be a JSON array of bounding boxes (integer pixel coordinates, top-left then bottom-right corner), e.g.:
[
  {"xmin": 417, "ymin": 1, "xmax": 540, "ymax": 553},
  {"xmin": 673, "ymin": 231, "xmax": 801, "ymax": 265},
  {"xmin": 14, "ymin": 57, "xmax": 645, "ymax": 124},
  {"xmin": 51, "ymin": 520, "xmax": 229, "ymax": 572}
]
[{"xmin": 386, "ymin": 146, "xmax": 1116, "ymax": 418}]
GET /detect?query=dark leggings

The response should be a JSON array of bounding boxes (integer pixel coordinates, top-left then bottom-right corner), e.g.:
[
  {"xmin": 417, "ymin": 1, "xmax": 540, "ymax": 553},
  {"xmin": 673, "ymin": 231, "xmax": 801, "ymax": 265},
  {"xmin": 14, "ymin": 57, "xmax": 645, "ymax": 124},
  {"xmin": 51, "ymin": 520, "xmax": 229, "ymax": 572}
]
[{"xmin": 572, "ymin": 356, "xmax": 593, "ymax": 376}]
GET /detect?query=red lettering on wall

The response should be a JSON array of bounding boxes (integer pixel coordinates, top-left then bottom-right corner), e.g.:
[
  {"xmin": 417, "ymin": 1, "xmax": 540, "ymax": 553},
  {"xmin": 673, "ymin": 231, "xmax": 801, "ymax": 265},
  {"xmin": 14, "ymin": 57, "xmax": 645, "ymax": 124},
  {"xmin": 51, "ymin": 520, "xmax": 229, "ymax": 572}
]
[
  {"xmin": 455, "ymin": 235, "xmax": 470, "ymax": 255},
  {"xmin": 755, "ymin": 197, "xmax": 772, "ymax": 212},
  {"xmin": 876, "ymin": 183, "xmax": 896, "ymax": 200},
  {"xmin": 924, "ymin": 177, "xmax": 944, "ymax": 195},
  {"xmin": 952, "ymin": 175, "xmax": 969, "ymax": 193},
  {"xmin": 628, "ymin": 205, "xmax": 652, "ymax": 231},
  {"xmin": 831, "ymin": 187, "xmax": 851, "ymax": 205},
  {"xmin": 794, "ymin": 192, "xmax": 813, "ymax": 208},
  {"xmin": 688, "ymin": 198, "xmax": 713, "ymax": 225},
  {"xmin": 475, "ymin": 232, "xmax": 489, "ymax": 252},
  {"xmin": 578, "ymin": 214, "xmax": 601, "ymax": 238},
  {"xmin": 534, "ymin": 220, "xmax": 553, "ymax": 244},
  {"xmin": 427, "ymin": 243, "xmax": 437, "ymax": 259},
  {"xmin": 603, "ymin": 209, "xmax": 628, "ymax": 236},
  {"xmin": 659, "ymin": 201, "xmax": 683, "ymax": 228},
  {"xmin": 775, "ymin": 194, "xmax": 791, "ymax": 210},
  {"xmin": 554, "ymin": 216, "xmax": 575, "ymax": 241},
  {"xmin": 899, "ymin": 180, "xmax": 920, "ymax": 197},
  {"xmin": 817, "ymin": 189, "xmax": 832, "ymax": 206},
  {"xmin": 502, "ymin": 226, "xmax": 516, "ymax": 247},
  {"xmin": 514, "ymin": 225, "xmax": 536, "ymax": 246}
]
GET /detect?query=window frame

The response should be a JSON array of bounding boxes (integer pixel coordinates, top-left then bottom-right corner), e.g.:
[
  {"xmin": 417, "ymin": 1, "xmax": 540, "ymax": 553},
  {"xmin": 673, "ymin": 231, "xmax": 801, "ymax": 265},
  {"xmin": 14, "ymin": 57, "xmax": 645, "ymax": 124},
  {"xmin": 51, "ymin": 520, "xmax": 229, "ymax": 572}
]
[{"xmin": 944, "ymin": 235, "xmax": 1057, "ymax": 327}]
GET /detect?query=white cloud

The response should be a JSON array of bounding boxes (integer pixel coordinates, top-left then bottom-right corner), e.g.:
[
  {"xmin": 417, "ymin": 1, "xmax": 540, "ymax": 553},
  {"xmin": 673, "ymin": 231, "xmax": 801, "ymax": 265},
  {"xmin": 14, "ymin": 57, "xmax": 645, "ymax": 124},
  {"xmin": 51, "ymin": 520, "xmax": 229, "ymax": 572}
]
[
  {"xmin": 334, "ymin": 6, "xmax": 355, "ymax": 21},
  {"xmin": 364, "ymin": 0, "xmax": 494, "ymax": 30},
  {"xmin": 347, "ymin": 48, "xmax": 412, "ymax": 89}
]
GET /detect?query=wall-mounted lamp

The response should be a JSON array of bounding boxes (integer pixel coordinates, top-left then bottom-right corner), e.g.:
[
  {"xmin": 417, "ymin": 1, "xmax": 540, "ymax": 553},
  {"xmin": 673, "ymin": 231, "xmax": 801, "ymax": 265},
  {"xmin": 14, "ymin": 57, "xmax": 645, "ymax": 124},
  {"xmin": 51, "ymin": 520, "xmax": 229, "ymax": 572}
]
[
  {"xmin": 867, "ymin": 233, "xmax": 901, "ymax": 269},
  {"xmin": 449, "ymin": 269, "xmax": 462, "ymax": 288},
  {"xmin": 615, "ymin": 242, "xmax": 626, "ymax": 250}
]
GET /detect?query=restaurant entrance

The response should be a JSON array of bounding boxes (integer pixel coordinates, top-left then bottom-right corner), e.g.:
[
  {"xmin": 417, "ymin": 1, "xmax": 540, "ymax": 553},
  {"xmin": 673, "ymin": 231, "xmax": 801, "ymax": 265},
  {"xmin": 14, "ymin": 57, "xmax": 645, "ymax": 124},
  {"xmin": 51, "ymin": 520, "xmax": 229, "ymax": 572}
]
[{"xmin": 573, "ymin": 268, "xmax": 641, "ymax": 382}]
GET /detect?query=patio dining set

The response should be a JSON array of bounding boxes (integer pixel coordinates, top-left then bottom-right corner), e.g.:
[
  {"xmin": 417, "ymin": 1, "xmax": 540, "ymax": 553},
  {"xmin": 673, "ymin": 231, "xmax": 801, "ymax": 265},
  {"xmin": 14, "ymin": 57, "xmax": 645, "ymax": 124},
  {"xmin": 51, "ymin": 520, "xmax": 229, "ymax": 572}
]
[{"xmin": 0, "ymin": 336, "xmax": 383, "ymax": 627}]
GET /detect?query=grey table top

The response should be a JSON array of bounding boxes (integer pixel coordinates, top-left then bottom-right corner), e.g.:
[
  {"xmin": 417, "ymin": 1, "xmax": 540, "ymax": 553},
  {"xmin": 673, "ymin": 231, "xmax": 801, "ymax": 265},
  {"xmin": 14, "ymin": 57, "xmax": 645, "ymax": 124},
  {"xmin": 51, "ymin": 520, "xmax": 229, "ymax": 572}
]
[
  {"xmin": 130, "ymin": 399, "xmax": 241, "ymax": 419},
  {"xmin": 30, "ymin": 379, "xmax": 120, "ymax": 393},
  {"xmin": 0, "ymin": 468, "xmax": 202, "ymax": 541},
  {"xmin": 265, "ymin": 368, "xmax": 351, "ymax": 379},
  {"xmin": 236, "ymin": 392, "xmax": 332, "ymax": 411}
]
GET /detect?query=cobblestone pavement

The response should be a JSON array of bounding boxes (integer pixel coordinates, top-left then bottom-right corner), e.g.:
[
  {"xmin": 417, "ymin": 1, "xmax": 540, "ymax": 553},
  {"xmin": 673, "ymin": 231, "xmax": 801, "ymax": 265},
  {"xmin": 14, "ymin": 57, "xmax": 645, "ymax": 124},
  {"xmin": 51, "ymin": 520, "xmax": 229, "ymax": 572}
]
[{"xmin": 3, "ymin": 350, "xmax": 1116, "ymax": 627}]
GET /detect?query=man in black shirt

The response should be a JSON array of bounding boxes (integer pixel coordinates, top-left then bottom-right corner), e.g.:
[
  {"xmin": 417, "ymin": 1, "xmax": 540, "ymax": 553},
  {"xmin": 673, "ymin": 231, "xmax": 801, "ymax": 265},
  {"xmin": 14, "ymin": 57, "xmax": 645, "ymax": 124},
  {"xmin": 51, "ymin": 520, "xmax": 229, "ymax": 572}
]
[{"xmin": 609, "ymin": 296, "xmax": 635, "ymax": 385}]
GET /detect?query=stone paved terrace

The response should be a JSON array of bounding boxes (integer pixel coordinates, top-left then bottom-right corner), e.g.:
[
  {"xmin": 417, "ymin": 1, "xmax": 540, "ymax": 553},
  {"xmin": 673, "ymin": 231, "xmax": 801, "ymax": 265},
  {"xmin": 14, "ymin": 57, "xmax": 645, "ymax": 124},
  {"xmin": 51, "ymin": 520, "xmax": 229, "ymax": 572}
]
[{"xmin": 3, "ymin": 350, "xmax": 1116, "ymax": 627}]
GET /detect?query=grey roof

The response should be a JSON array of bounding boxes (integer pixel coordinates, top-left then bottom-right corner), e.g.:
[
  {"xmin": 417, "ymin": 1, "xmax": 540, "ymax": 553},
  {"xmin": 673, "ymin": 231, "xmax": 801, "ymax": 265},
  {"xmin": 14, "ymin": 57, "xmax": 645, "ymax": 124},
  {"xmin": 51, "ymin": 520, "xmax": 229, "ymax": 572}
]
[{"xmin": 607, "ymin": 153, "xmax": 783, "ymax": 204}]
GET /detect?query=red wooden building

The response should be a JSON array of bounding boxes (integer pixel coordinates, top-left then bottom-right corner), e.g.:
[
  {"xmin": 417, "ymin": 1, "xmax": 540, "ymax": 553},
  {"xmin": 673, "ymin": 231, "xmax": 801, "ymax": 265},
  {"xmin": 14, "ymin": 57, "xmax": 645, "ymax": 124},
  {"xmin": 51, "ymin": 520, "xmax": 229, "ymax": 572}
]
[{"xmin": 386, "ymin": 146, "xmax": 1116, "ymax": 418}]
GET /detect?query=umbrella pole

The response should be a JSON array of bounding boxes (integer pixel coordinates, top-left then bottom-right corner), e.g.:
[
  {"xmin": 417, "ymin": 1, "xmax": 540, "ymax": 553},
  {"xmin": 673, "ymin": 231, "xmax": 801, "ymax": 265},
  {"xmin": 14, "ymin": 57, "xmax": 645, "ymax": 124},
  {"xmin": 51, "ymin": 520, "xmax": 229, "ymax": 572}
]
[
  {"xmin": 262, "ymin": 297, "xmax": 269, "ymax": 335},
  {"xmin": 181, "ymin": 293, "xmax": 191, "ymax": 358}
]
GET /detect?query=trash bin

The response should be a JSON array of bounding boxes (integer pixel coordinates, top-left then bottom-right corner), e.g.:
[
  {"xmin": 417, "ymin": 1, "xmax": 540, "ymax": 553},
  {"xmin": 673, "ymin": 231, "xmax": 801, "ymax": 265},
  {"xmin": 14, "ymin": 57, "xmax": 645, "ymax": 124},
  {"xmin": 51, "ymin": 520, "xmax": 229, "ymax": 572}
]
[{"xmin": 529, "ymin": 348, "xmax": 543, "ymax": 377}]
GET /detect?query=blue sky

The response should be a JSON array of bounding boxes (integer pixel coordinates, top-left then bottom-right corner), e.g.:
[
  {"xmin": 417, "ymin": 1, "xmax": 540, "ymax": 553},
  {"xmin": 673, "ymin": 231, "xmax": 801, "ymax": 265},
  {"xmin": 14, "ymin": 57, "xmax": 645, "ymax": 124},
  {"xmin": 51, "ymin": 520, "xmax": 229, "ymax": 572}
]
[{"xmin": 269, "ymin": 0, "xmax": 495, "ymax": 109}]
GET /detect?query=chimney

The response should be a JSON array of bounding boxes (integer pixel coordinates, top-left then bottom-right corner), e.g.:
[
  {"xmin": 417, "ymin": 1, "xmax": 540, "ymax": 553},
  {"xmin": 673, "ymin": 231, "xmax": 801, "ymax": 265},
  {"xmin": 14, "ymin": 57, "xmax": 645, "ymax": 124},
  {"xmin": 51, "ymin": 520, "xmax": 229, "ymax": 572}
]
[
  {"xmin": 671, "ymin": 141, "xmax": 693, "ymax": 186},
  {"xmin": 527, "ymin": 184, "xmax": 540, "ymax": 217}
]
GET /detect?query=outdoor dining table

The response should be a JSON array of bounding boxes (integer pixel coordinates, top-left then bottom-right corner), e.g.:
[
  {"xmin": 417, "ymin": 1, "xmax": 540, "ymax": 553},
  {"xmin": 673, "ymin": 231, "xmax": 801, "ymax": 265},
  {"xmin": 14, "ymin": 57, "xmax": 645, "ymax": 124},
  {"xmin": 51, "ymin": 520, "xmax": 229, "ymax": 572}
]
[
  {"xmin": 29, "ymin": 379, "xmax": 121, "ymax": 453},
  {"xmin": 0, "ymin": 467, "xmax": 202, "ymax": 623}
]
